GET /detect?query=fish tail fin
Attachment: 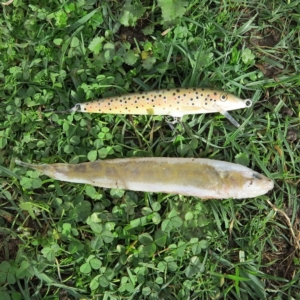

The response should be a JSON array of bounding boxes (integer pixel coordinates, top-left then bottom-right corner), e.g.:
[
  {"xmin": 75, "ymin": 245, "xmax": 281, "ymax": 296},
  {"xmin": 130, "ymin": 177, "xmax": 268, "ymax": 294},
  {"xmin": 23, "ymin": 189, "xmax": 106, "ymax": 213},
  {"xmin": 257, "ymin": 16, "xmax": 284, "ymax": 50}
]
[{"xmin": 15, "ymin": 159, "xmax": 45, "ymax": 172}]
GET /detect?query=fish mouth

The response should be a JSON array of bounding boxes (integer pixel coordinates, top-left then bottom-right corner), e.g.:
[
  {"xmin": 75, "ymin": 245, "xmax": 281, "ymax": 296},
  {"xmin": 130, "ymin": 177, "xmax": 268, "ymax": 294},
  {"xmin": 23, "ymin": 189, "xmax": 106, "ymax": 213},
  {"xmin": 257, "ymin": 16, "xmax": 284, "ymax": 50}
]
[{"xmin": 249, "ymin": 175, "xmax": 274, "ymax": 197}]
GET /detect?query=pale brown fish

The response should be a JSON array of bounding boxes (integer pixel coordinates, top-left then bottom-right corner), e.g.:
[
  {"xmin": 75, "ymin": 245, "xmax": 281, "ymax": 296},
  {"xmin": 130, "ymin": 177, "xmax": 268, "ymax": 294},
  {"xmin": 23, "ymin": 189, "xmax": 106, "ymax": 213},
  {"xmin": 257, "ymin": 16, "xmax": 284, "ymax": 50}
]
[
  {"xmin": 65, "ymin": 88, "xmax": 252, "ymax": 127},
  {"xmin": 16, "ymin": 158, "xmax": 273, "ymax": 199}
]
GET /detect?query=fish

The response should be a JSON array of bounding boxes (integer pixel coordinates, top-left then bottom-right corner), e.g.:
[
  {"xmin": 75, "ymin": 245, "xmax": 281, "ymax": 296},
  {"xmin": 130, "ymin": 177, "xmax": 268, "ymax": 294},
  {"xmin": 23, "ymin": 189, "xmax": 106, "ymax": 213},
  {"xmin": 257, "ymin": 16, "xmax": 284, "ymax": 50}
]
[
  {"xmin": 63, "ymin": 88, "xmax": 252, "ymax": 127},
  {"xmin": 15, "ymin": 158, "xmax": 273, "ymax": 199}
]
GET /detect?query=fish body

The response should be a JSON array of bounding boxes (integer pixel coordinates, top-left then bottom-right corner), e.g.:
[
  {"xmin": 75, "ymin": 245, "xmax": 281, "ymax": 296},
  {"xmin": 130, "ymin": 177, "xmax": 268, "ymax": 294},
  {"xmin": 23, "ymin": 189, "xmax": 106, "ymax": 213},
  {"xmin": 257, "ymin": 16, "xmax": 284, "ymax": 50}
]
[
  {"xmin": 76, "ymin": 88, "xmax": 252, "ymax": 118},
  {"xmin": 16, "ymin": 158, "xmax": 273, "ymax": 199}
]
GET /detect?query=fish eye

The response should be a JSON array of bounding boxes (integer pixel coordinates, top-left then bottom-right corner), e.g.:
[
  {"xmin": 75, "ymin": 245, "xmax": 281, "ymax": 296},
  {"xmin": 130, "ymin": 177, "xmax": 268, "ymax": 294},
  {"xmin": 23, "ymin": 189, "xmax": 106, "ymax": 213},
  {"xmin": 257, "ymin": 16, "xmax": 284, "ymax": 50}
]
[{"xmin": 220, "ymin": 94, "xmax": 227, "ymax": 102}]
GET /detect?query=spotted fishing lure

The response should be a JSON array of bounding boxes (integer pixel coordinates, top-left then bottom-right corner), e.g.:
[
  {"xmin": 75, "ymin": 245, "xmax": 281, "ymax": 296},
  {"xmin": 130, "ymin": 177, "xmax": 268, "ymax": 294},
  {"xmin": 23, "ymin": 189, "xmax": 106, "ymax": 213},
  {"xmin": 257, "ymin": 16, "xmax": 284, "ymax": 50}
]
[
  {"xmin": 64, "ymin": 88, "xmax": 252, "ymax": 127},
  {"xmin": 16, "ymin": 158, "xmax": 273, "ymax": 199}
]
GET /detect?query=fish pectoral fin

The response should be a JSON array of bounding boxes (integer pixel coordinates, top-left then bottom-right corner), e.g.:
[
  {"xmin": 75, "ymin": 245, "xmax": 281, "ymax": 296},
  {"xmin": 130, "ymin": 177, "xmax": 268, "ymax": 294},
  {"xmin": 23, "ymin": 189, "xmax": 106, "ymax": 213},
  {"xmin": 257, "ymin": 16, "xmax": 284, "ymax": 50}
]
[{"xmin": 213, "ymin": 104, "xmax": 240, "ymax": 128}]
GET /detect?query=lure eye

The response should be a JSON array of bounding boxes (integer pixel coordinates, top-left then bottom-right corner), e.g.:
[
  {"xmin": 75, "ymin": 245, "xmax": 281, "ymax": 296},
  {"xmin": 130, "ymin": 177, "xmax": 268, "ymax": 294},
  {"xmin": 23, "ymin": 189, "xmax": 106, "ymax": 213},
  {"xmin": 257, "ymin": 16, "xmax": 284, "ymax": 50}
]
[{"xmin": 220, "ymin": 94, "xmax": 228, "ymax": 102}]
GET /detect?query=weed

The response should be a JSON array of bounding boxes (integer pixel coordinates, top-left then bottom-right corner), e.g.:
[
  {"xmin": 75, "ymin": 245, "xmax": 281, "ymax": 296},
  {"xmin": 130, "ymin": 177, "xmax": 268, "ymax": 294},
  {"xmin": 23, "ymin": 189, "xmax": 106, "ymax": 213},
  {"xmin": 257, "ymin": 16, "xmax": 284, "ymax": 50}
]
[{"xmin": 0, "ymin": 0, "xmax": 299, "ymax": 299}]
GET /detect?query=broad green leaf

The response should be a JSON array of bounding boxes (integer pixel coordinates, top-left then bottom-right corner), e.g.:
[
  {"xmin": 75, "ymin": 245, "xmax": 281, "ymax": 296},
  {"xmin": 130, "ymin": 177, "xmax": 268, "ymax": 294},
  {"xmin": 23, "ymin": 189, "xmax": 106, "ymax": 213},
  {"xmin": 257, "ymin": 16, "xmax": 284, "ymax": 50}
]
[
  {"xmin": 88, "ymin": 37, "xmax": 105, "ymax": 55},
  {"xmin": 142, "ymin": 286, "xmax": 151, "ymax": 296},
  {"xmin": 142, "ymin": 57, "xmax": 156, "ymax": 70},
  {"xmin": 53, "ymin": 39, "xmax": 63, "ymax": 46},
  {"xmin": 139, "ymin": 233, "xmax": 153, "ymax": 245},
  {"xmin": 185, "ymin": 256, "xmax": 203, "ymax": 278},
  {"xmin": 168, "ymin": 208, "xmax": 178, "ymax": 219},
  {"xmin": 94, "ymin": 139, "xmax": 104, "ymax": 149},
  {"xmin": 152, "ymin": 212, "xmax": 161, "ymax": 224},
  {"xmin": 19, "ymin": 202, "xmax": 36, "ymax": 219},
  {"xmin": 103, "ymin": 42, "xmax": 115, "ymax": 62},
  {"xmin": 110, "ymin": 188, "xmax": 125, "ymax": 198},
  {"xmin": 53, "ymin": 10, "xmax": 68, "ymax": 27},
  {"xmin": 125, "ymin": 216, "xmax": 149, "ymax": 230},
  {"xmin": 185, "ymin": 211, "xmax": 193, "ymax": 221},
  {"xmin": 7, "ymin": 272, "xmax": 16, "ymax": 285},
  {"xmin": 143, "ymin": 242, "xmax": 156, "ymax": 257},
  {"xmin": 91, "ymin": 236, "xmax": 103, "ymax": 250},
  {"xmin": 15, "ymin": 261, "xmax": 31, "ymax": 279},
  {"xmin": 98, "ymin": 147, "xmax": 108, "ymax": 159},
  {"xmin": 74, "ymin": 201, "xmax": 91, "ymax": 222},
  {"xmin": 62, "ymin": 223, "xmax": 72, "ymax": 237},
  {"xmin": 18, "ymin": 169, "xmax": 31, "ymax": 189},
  {"xmin": 154, "ymin": 230, "xmax": 166, "ymax": 247},
  {"xmin": 80, "ymin": 262, "xmax": 91, "ymax": 274},
  {"xmin": 157, "ymin": 261, "xmax": 167, "ymax": 272},
  {"xmin": 70, "ymin": 135, "xmax": 80, "ymax": 145},
  {"xmin": 161, "ymin": 219, "xmax": 172, "ymax": 232},
  {"xmin": 90, "ymin": 258, "xmax": 102, "ymax": 270},
  {"xmin": 235, "ymin": 152, "xmax": 250, "ymax": 166},
  {"xmin": 198, "ymin": 240, "xmax": 208, "ymax": 249},
  {"xmin": 68, "ymin": 241, "xmax": 84, "ymax": 254},
  {"xmin": 0, "ymin": 291, "xmax": 10, "ymax": 300},
  {"xmin": 90, "ymin": 275, "xmax": 100, "ymax": 291},
  {"xmin": 0, "ymin": 261, "xmax": 11, "ymax": 272},
  {"xmin": 156, "ymin": 62, "xmax": 168, "ymax": 74},
  {"xmin": 175, "ymin": 241, "xmax": 186, "ymax": 257},
  {"xmin": 141, "ymin": 207, "xmax": 152, "ymax": 216},
  {"xmin": 63, "ymin": 144, "xmax": 73, "ymax": 154},
  {"xmin": 85, "ymin": 185, "xmax": 98, "ymax": 199},
  {"xmin": 167, "ymin": 261, "xmax": 178, "ymax": 272},
  {"xmin": 102, "ymin": 230, "xmax": 114, "ymax": 243},
  {"xmin": 177, "ymin": 144, "xmax": 190, "ymax": 156},
  {"xmin": 90, "ymin": 222, "xmax": 103, "ymax": 234},
  {"xmin": 171, "ymin": 216, "xmax": 183, "ymax": 228},
  {"xmin": 151, "ymin": 202, "xmax": 161, "ymax": 212},
  {"xmin": 119, "ymin": 2, "xmax": 146, "ymax": 27},
  {"xmin": 71, "ymin": 37, "xmax": 80, "ymax": 48},
  {"xmin": 124, "ymin": 50, "xmax": 138, "ymax": 66},
  {"xmin": 90, "ymin": 14, "xmax": 104, "ymax": 29},
  {"xmin": 99, "ymin": 275, "xmax": 109, "ymax": 287},
  {"xmin": 157, "ymin": 0, "xmax": 188, "ymax": 21},
  {"xmin": 0, "ymin": 261, "xmax": 10, "ymax": 284},
  {"xmin": 31, "ymin": 177, "xmax": 43, "ymax": 189},
  {"xmin": 155, "ymin": 277, "xmax": 163, "ymax": 285},
  {"xmin": 87, "ymin": 150, "xmax": 98, "ymax": 161},
  {"xmin": 142, "ymin": 25, "xmax": 154, "ymax": 35},
  {"xmin": 192, "ymin": 243, "xmax": 202, "ymax": 255},
  {"xmin": 0, "ymin": 137, "xmax": 7, "ymax": 148},
  {"xmin": 41, "ymin": 244, "xmax": 60, "ymax": 262},
  {"xmin": 185, "ymin": 265, "xmax": 198, "ymax": 278},
  {"xmin": 242, "ymin": 48, "xmax": 255, "ymax": 65}
]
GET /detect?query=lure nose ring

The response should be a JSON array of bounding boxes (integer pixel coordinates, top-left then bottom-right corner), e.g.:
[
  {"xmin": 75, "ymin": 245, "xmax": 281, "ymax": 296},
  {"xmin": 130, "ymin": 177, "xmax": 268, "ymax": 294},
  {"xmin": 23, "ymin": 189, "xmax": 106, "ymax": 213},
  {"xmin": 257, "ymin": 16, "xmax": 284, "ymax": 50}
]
[{"xmin": 245, "ymin": 99, "xmax": 252, "ymax": 107}]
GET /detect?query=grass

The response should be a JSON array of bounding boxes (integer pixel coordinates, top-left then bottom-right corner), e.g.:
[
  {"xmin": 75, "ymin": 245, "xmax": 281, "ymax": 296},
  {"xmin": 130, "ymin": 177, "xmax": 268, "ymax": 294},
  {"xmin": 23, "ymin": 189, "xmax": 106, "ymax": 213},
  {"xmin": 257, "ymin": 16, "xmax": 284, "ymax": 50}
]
[{"xmin": 0, "ymin": 0, "xmax": 300, "ymax": 299}]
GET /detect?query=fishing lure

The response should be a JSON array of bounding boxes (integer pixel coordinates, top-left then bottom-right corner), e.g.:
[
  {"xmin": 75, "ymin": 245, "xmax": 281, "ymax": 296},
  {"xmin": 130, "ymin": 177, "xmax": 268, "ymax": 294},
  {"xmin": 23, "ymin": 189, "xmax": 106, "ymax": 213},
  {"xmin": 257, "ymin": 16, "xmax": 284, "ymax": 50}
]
[
  {"xmin": 63, "ymin": 88, "xmax": 252, "ymax": 127},
  {"xmin": 16, "ymin": 158, "xmax": 273, "ymax": 199}
]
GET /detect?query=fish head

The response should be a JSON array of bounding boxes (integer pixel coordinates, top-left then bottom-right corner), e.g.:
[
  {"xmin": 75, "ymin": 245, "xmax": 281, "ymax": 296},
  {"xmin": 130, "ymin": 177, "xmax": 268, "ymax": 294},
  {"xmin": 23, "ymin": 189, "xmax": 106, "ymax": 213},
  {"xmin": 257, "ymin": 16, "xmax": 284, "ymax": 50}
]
[
  {"xmin": 225, "ymin": 171, "xmax": 274, "ymax": 199},
  {"xmin": 201, "ymin": 91, "xmax": 252, "ymax": 112}
]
